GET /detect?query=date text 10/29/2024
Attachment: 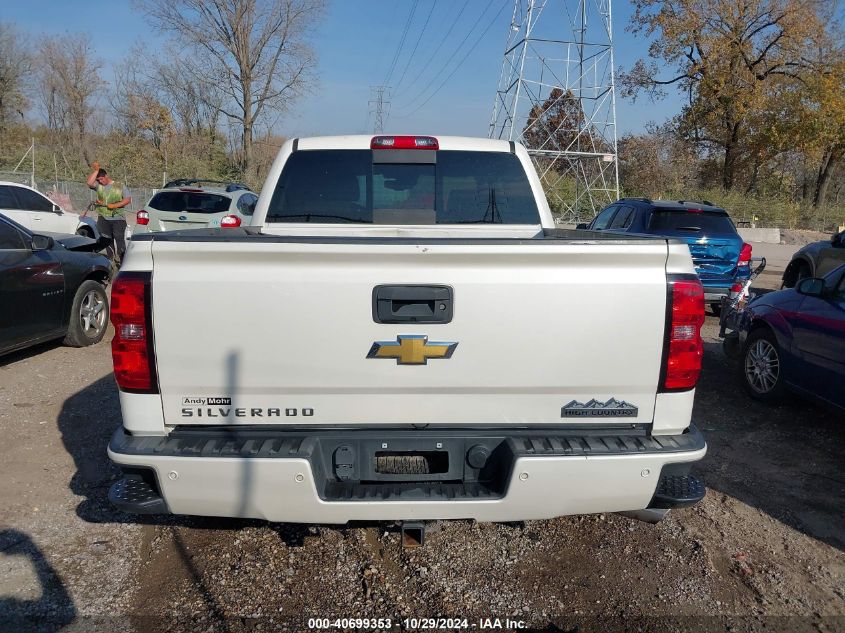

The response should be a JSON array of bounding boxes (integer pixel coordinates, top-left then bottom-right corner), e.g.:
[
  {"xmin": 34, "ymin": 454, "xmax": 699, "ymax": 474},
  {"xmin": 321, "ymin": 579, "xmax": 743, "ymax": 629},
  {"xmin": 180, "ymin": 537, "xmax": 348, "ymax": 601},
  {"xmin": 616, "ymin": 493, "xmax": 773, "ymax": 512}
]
[{"xmin": 307, "ymin": 618, "xmax": 528, "ymax": 630}]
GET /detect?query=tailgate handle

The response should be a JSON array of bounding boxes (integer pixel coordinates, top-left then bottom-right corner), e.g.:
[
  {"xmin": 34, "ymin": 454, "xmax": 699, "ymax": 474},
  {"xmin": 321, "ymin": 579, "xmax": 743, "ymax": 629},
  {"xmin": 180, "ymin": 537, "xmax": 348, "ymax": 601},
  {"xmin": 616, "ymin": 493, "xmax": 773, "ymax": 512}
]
[{"xmin": 372, "ymin": 285, "xmax": 453, "ymax": 324}]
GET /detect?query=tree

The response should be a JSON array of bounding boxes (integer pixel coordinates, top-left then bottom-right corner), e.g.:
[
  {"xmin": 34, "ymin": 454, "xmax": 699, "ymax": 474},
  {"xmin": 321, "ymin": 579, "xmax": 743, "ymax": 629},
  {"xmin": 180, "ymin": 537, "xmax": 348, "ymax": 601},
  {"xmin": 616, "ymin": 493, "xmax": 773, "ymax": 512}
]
[
  {"xmin": 521, "ymin": 88, "xmax": 616, "ymax": 217},
  {"xmin": 152, "ymin": 48, "xmax": 223, "ymax": 139},
  {"xmin": 622, "ymin": 0, "xmax": 830, "ymax": 190},
  {"xmin": 37, "ymin": 33, "xmax": 103, "ymax": 160},
  {"xmin": 618, "ymin": 122, "xmax": 700, "ymax": 197},
  {"xmin": 0, "ymin": 23, "xmax": 32, "ymax": 131},
  {"xmin": 803, "ymin": 58, "xmax": 845, "ymax": 208},
  {"xmin": 111, "ymin": 51, "xmax": 174, "ymax": 150},
  {"xmin": 135, "ymin": 0, "xmax": 324, "ymax": 178},
  {"xmin": 522, "ymin": 88, "xmax": 585, "ymax": 153}
]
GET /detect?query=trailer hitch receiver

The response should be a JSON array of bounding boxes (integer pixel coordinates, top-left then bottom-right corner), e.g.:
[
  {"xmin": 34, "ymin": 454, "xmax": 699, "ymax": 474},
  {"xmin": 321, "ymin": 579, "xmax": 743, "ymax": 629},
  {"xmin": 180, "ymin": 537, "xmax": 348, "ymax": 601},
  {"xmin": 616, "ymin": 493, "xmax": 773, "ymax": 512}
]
[{"xmin": 401, "ymin": 521, "xmax": 425, "ymax": 548}]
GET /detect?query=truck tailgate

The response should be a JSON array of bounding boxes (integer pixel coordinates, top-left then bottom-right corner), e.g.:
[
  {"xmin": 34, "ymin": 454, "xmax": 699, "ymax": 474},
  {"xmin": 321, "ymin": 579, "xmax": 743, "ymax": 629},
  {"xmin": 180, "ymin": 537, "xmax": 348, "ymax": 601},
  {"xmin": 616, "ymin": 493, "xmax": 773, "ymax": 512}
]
[{"xmin": 150, "ymin": 238, "xmax": 670, "ymax": 427}]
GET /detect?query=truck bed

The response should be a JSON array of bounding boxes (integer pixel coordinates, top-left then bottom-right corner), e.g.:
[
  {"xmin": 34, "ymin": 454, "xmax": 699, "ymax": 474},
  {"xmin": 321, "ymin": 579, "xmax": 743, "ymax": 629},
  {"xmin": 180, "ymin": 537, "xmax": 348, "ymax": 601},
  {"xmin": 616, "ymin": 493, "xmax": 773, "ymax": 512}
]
[{"xmin": 128, "ymin": 227, "xmax": 687, "ymax": 430}]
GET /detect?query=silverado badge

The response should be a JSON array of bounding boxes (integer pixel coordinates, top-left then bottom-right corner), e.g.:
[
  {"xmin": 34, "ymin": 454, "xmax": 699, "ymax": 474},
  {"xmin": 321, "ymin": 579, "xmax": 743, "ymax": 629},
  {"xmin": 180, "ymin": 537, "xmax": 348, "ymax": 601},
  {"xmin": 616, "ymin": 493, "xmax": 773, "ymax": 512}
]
[
  {"xmin": 367, "ymin": 335, "xmax": 457, "ymax": 366},
  {"xmin": 561, "ymin": 398, "xmax": 638, "ymax": 417}
]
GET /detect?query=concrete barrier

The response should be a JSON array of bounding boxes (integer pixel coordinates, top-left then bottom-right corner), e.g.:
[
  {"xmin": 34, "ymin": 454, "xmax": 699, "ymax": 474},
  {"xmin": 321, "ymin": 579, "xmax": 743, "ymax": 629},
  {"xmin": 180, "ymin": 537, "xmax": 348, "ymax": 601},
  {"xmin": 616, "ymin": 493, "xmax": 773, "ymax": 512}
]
[{"xmin": 737, "ymin": 228, "xmax": 781, "ymax": 244}]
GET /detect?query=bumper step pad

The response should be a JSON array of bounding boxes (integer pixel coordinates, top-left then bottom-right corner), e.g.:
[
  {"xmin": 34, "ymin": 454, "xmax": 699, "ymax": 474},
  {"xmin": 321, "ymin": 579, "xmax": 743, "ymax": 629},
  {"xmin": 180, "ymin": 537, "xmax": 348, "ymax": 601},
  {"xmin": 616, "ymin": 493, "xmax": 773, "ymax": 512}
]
[
  {"xmin": 649, "ymin": 474, "xmax": 706, "ymax": 509},
  {"xmin": 110, "ymin": 426, "xmax": 705, "ymax": 459},
  {"xmin": 108, "ymin": 476, "xmax": 168, "ymax": 514}
]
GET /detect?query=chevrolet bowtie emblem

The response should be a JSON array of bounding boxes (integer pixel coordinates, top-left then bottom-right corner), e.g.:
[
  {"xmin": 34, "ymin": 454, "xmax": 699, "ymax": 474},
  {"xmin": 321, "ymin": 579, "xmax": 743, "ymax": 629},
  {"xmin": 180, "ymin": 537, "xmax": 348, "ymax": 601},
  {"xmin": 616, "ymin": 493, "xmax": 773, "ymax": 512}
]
[{"xmin": 367, "ymin": 335, "xmax": 458, "ymax": 365}]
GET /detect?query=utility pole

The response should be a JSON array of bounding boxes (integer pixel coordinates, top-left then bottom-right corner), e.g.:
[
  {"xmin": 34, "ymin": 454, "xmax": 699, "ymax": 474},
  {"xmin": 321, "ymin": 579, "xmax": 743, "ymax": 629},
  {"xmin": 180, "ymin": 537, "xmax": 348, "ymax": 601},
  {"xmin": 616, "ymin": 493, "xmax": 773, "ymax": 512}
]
[
  {"xmin": 490, "ymin": 0, "xmax": 620, "ymax": 223},
  {"xmin": 369, "ymin": 85, "xmax": 391, "ymax": 134}
]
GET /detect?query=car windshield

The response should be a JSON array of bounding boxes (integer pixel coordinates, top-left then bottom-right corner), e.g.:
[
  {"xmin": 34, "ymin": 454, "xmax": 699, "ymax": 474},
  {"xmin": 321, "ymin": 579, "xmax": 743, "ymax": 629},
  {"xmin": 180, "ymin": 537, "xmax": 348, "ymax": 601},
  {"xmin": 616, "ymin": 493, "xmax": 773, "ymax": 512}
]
[
  {"xmin": 649, "ymin": 209, "xmax": 736, "ymax": 234},
  {"xmin": 149, "ymin": 192, "xmax": 231, "ymax": 214},
  {"xmin": 266, "ymin": 150, "xmax": 541, "ymax": 224}
]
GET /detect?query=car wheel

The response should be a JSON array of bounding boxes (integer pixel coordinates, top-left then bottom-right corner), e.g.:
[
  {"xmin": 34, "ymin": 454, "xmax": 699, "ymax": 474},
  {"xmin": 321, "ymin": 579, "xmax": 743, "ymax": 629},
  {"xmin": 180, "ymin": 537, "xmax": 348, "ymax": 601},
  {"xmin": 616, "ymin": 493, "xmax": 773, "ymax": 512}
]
[
  {"xmin": 64, "ymin": 280, "xmax": 110, "ymax": 347},
  {"xmin": 710, "ymin": 303, "xmax": 722, "ymax": 317},
  {"xmin": 741, "ymin": 328, "xmax": 785, "ymax": 402},
  {"xmin": 76, "ymin": 226, "xmax": 95, "ymax": 239}
]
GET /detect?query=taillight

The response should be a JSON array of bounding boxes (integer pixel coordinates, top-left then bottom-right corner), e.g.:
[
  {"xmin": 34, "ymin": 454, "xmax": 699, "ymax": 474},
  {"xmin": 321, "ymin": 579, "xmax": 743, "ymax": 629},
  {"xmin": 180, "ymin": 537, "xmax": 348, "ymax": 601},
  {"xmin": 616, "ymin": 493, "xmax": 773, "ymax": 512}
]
[
  {"xmin": 136, "ymin": 210, "xmax": 149, "ymax": 226},
  {"xmin": 220, "ymin": 215, "xmax": 241, "ymax": 228},
  {"xmin": 110, "ymin": 272, "xmax": 157, "ymax": 393},
  {"xmin": 661, "ymin": 277, "xmax": 705, "ymax": 391},
  {"xmin": 371, "ymin": 135, "xmax": 439, "ymax": 150},
  {"xmin": 737, "ymin": 242, "xmax": 752, "ymax": 267},
  {"xmin": 729, "ymin": 281, "xmax": 743, "ymax": 301}
]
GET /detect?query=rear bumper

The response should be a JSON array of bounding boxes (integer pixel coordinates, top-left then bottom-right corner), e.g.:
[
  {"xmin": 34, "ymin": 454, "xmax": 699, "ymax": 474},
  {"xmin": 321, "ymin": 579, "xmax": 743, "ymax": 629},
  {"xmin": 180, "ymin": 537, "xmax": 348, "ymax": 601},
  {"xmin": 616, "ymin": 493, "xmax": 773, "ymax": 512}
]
[
  {"xmin": 702, "ymin": 286, "xmax": 731, "ymax": 302},
  {"xmin": 700, "ymin": 268, "xmax": 749, "ymax": 302},
  {"xmin": 108, "ymin": 426, "xmax": 706, "ymax": 523}
]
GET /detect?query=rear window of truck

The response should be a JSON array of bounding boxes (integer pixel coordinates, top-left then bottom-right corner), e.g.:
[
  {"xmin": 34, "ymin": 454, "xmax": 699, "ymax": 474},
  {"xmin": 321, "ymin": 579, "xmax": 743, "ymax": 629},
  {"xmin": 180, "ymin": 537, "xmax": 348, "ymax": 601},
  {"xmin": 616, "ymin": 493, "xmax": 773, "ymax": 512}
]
[
  {"xmin": 649, "ymin": 209, "xmax": 736, "ymax": 234},
  {"xmin": 149, "ymin": 192, "xmax": 231, "ymax": 214},
  {"xmin": 266, "ymin": 150, "xmax": 541, "ymax": 224}
]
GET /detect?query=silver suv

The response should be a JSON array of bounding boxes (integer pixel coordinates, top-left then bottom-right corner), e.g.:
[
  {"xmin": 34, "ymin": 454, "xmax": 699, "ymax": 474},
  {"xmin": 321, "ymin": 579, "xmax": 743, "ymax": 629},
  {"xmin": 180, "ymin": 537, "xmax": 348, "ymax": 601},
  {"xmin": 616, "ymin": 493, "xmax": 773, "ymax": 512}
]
[{"xmin": 134, "ymin": 180, "xmax": 258, "ymax": 233}]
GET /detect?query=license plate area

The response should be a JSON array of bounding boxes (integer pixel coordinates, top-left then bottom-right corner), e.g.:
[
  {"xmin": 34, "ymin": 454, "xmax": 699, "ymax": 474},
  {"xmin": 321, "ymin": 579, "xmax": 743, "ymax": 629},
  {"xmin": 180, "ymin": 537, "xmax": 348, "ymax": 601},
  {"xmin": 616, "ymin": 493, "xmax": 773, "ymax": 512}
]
[
  {"xmin": 357, "ymin": 439, "xmax": 462, "ymax": 482},
  {"xmin": 311, "ymin": 436, "xmax": 512, "ymax": 491},
  {"xmin": 375, "ymin": 451, "xmax": 449, "ymax": 475},
  {"xmin": 313, "ymin": 434, "xmax": 514, "ymax": 501}
]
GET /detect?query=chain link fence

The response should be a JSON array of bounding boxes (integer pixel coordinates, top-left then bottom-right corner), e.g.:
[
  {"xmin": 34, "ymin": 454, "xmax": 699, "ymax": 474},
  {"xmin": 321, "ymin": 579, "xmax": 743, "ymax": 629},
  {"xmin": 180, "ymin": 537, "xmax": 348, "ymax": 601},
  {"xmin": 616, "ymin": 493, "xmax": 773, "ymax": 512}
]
[{"xmin": 0, "ymin": 170, "xmax": 157, "ymax": 219}]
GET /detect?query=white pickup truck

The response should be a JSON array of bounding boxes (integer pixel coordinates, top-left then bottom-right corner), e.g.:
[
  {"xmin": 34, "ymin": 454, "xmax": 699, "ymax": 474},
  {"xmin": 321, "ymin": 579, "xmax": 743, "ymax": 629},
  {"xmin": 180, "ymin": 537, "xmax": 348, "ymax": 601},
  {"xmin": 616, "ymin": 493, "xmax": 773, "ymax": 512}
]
[{"xmin": 107, "ymin": 135, "xmax": 707, "ymax": 527}]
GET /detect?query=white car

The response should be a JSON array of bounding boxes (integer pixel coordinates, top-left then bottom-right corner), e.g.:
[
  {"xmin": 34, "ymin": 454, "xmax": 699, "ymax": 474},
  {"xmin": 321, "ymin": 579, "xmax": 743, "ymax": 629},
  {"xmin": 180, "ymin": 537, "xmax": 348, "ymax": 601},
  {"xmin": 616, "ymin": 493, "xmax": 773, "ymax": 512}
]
[
  {"xmin": 133, "ymin": 179, "xmax": 258, "ymax": 233},
  {"xmin": 0, "ymin": 181, "xmax": 99, "ymax": 239}
]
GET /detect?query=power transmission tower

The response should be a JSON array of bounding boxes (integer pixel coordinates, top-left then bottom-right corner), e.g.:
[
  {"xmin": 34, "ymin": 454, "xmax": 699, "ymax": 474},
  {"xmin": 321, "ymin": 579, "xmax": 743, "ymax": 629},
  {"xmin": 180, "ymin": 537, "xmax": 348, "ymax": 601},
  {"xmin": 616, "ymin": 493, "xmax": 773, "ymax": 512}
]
[
  {"xmin": 489, "ymin": 0, "xmax": 620, "ymax": 223},
  {"xmin": 369, "ymin": 85, "xmax": 391, "ymax": 134}
]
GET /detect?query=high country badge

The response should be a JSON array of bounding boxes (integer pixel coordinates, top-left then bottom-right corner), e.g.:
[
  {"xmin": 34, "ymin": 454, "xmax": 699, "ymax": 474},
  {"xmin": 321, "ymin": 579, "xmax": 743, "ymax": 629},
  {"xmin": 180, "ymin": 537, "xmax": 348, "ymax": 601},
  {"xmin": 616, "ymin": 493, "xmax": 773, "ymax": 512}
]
[{"xmin": 561, "ymin": 398, "xmax": 638, "ymax": 417}]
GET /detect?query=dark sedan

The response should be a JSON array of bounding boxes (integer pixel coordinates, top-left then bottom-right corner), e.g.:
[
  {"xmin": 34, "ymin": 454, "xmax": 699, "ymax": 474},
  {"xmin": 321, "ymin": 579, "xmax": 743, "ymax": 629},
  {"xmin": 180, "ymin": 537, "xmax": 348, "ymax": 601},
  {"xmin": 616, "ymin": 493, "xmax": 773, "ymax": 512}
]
[
  {"xmin": 726, "ymin": 263, "xmax": 845, "ymax": 411},
  {"xmin": 1, "ymin": 213, "xmax": 111, "ymax": 357},
  {"xmin": 782, "ymin": 230, "xmax": 845, "ymax": 287}
]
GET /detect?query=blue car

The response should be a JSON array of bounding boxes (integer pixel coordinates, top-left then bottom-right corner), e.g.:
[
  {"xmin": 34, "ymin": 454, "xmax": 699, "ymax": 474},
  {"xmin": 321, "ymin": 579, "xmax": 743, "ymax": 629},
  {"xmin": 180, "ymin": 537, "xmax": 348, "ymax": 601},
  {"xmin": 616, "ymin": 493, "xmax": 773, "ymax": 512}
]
[
  {"xmin": 580, "ymin": 199, "xmax": 751, "ymax": 312},
  {"xmin": 725, "ymin": 263, "xmax": 845, "ymax": 411}
]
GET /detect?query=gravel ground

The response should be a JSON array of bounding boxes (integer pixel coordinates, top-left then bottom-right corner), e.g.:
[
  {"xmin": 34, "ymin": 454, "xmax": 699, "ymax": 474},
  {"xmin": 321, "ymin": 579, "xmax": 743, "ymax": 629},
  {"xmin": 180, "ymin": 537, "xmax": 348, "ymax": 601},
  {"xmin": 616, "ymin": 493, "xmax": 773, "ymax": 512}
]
[{"xmin": 1, "ymin": 258, "xmax": 843, "ymax": 632}]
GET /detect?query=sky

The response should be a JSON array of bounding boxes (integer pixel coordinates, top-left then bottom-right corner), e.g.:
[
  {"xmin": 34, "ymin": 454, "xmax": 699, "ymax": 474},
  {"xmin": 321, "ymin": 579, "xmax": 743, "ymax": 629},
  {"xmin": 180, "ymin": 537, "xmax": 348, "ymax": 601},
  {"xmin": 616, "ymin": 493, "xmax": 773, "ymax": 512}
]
[{"xmin": 4, "ymin": 0, "xmax": 683, "ymax": 139}]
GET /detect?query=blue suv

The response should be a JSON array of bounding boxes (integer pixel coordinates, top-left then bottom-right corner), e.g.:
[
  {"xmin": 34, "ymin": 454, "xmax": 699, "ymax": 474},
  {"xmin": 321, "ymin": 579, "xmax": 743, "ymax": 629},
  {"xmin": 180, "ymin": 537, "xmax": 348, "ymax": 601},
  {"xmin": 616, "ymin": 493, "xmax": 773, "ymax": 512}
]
[{"xmin": 579, "ymin": 198, "xmax": 751, "ymax": 313}]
